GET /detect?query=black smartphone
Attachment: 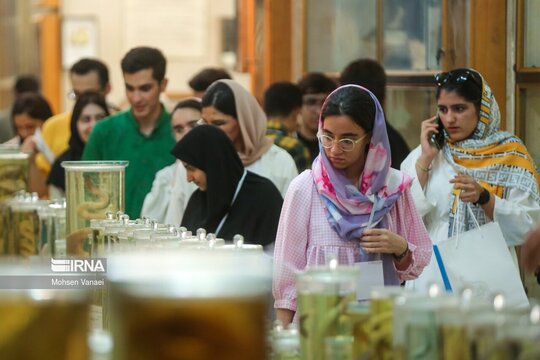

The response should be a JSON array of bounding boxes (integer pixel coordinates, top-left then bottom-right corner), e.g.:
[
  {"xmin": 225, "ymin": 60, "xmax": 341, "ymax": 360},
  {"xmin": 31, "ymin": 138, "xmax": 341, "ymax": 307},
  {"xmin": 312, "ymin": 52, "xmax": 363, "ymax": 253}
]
[{"xmin": 428, "ymin": 115, "xmax": 445, "ymax": 150}]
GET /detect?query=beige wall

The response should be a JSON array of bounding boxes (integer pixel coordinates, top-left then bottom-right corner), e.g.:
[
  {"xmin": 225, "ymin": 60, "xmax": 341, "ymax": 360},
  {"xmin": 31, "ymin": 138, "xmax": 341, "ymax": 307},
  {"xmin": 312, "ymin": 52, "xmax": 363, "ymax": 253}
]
[{"xmin": 60, "ymin": 0, "xmax": 249, "ymax": 111}]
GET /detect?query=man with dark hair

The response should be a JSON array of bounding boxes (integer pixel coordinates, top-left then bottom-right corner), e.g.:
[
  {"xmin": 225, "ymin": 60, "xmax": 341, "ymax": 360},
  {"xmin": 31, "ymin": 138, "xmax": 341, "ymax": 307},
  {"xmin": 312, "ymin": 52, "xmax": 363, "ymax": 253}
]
[
  {"xmin": 14, "ymin": 75, "xmax": 40, "ymax": 94},
  {"xmin": 263, "ymin": 81, "xmax": 310, "ymax": 171},
  {"xmin": 339, "ymin": 58, "xmax": 410, "ymax": 169},
  {"xmin": 297, "ymin": 72, "xmax": 337, "ymax": 163},
  {"xmin": 188, "ymin": 67, "xmax": 232, "ymax": 98},
  {"xmin": 36, "ymin": 58, "xmax": 114, "ymax": 176},
  {"xmin": 83, "ymin": 47, "xmax": 175, "ymax": 219},
  {"xmin": 0, "ymin": 75, "xmax": 41, "ymax": 143},
  {"xmin": 69, "ymin": 59, "xmax": 110, "ymax": 96}
]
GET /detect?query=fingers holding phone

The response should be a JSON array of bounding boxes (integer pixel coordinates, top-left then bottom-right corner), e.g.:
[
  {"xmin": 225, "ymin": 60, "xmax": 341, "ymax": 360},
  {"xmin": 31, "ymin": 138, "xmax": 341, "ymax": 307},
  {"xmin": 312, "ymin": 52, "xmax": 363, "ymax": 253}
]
[
  {"xmin": 429, "ymin": 115, "xmax": 445, "ymax": 150},
  {"xmin": 420, "ymin": 116, "xmax": 442, "ymax": 159}
]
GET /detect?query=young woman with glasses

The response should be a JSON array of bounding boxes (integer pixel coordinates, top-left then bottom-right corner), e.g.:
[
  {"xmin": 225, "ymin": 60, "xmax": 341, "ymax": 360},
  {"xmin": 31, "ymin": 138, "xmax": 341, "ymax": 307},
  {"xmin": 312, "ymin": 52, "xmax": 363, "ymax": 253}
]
[
  {"xmin": 272, "ymin": 85, "xmax": 432, "ymax": 326},
  {"xmin": 401, "ymin": 68, "xmax": 540, "ymax": 292}
]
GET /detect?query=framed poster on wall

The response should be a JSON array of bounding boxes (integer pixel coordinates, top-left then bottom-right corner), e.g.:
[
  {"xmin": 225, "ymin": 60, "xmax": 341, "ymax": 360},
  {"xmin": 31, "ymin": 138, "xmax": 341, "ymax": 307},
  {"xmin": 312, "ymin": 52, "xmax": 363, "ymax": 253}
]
[{"xmin": 62, "ymin": 17, "xmax": 98, "ymax": 69}]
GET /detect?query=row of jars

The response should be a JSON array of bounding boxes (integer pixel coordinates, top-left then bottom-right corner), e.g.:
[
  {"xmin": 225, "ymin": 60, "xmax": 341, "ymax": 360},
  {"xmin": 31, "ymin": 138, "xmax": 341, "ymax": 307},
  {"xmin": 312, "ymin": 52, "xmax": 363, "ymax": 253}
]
[
  {"xmin": 0, "ymin": 191, "xmax": 66, "ymax": 257},
  {"xmin": 3, "ymin": 254, "xmax": 539, "ymax": 360},
  {"xmin": 0, "ymin": 150, "xmax": 263, "ymax": 257},
  {"xmin": 270, "ymin": 263, "xmax": 540, "ymax": 360},
  {"xmin": 88, "ymin": 211, "xmax": 261, "ymax": 257}
]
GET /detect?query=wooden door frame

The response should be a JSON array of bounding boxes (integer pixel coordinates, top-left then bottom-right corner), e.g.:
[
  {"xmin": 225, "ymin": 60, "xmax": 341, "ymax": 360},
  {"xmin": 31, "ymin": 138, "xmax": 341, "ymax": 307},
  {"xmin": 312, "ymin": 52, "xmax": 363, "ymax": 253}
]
[
  {"xmin": 469, "ymin": 0, "xmax": 507, "ymax": 129},
  {"xmin": 238, "ymin": 0, "xmax": 295, "ymax": 100},
  {"xmin": 262, "ymin": 0, "xmax": 293, "ymax": 91},
  {"xmin": 237, "ymin": 0, "xmax": 258, "ymax": 95},
  {"xmin": 38, "ymin": 0, "xmax": 61, "ymax": 114}
]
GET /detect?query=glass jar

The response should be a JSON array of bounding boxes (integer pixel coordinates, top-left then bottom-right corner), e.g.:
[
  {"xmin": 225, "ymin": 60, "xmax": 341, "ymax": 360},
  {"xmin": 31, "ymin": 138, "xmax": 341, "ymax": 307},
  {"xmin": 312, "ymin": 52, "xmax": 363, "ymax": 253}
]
[
  {"xmin": 368, "ymin": 286, "xmax": 413, "ymax": 360},
  {"xmin": 296, "ymin": 262, "xmax": 359, "ymax": 360},
  {"xmin": 5, "ymin": 192, "xmax": 50, "ymax": 256},
  {"xmin": 0, "ymin": 150, "xmax": 29, "ymax": 255},
  {"xmin": 344, "ymin": 302, "xmax": 370, "ymax": 359},
  {"xmin": 62, "ymin": 161, "xmax": 128, "ymax": 256},
  {"xmin": 0, "ymin": 260, "xmax": 89, "ymax": 359},
  {"xmin": 403, "ymin": 293, "xmax": 459, "ymax": 360},
  {"xmin": 271, "ymin": 321, "xmax": 301, "ymax": 360},
  {"xmin": 37, "ymin": 199, "xmax": 66, "ymax": 257},
  {"xmin": 108, "ymin": 249, "xmax": 272, "ymax": 360},
  {"xmin": 0, "ymin": 150, "xmax": 29, "ymax": 202}
]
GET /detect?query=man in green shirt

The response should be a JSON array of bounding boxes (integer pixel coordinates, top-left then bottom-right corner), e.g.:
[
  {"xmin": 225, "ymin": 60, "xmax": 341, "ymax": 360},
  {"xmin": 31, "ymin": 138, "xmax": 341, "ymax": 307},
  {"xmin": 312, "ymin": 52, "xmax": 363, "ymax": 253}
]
[{"xmin": 83, "ymin": 47, "xmax": 175, "ymax": 218}]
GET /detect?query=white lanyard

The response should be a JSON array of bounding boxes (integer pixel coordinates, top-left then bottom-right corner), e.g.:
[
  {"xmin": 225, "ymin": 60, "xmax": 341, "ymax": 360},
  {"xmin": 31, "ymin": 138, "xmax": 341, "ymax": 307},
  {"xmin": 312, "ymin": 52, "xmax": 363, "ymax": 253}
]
[{"xmin": 215, "ymin": 170, "xmax": 247, "ymax": 236}]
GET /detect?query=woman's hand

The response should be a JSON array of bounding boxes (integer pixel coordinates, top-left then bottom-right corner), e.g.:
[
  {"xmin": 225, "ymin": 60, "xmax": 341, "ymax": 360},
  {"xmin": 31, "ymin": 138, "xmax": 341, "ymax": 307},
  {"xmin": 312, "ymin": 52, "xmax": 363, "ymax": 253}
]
[
  {"xmin": 450, "ymin": 174, "xmax": 495, "ymax": 219},
  {"xmin": 360, "ymin": 228, "xmax": 408, "ymax": 256},
  {"xmin": 276, "ymin": 308, "xmax": 295, "ymax": 328},
  {"xmin": 418, "ymin": 116, "xmax": 441, "ymax": 165},
  {"xmin": 450, "ymin": 174, "xmax": 485, "ymax": 203},
  {"xmin": 20, "ymin": 135, "xmax": 37, "ymax": 154}
]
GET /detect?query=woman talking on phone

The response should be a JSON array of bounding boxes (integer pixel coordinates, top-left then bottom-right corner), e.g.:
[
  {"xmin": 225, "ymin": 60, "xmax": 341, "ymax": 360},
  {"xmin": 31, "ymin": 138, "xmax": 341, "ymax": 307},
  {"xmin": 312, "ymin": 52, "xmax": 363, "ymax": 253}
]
[{"xmin": 401, "ymin": 68, "xmax": 540, "ymax": 291}]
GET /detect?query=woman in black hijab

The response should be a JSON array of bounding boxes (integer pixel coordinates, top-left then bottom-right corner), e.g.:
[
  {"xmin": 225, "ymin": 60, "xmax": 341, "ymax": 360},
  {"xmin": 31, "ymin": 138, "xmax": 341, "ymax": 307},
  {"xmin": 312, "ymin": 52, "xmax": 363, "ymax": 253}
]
[{"xmin": 171, "ymin": 124, "xmax": 283, "ymax": 246}]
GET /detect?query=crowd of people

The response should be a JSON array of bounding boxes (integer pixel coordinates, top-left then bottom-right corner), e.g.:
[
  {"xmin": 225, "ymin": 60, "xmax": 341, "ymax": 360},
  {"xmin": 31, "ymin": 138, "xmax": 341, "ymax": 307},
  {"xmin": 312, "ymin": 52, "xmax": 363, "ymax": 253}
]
[{"xmin": 3, "ymin": 48, "xmax": 540, "ymax": 322}]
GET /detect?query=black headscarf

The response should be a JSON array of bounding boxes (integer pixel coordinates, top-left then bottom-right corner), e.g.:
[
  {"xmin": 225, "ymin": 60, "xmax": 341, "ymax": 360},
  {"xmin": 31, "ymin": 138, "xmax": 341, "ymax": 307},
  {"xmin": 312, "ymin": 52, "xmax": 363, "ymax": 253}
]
[
  {"xmin": 172, "ymin": 125, "xmax": 244, "ymax": 232},
  {"xmin": 172, "ymin": 124, "xmax": 283, "ymax": 245}
]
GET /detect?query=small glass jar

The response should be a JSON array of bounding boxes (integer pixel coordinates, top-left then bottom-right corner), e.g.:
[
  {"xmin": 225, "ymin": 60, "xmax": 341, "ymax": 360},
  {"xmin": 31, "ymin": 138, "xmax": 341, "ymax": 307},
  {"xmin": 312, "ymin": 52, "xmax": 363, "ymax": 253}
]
[
  {"xmin": 0, "ymin": 149, "xmax": 29, "ymax": 201},
  {"xmin": 5, "ymin": 192, "xmax": 50, "ymax": 256},
  {"xmin": 271, "ymin": 321, "xmax": 301, "ymax": 360},
  {"xmin": 37, "ymin": 199, "xmax": 66, "ymax": 256}
]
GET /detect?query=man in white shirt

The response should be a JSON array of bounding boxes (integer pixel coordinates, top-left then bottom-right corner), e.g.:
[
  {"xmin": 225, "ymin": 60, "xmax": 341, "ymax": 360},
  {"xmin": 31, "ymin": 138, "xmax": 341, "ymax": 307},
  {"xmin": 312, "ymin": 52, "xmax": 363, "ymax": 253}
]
[{"xmin": 140, "ymin": 98, "xmax": 202, "ymax": 224}]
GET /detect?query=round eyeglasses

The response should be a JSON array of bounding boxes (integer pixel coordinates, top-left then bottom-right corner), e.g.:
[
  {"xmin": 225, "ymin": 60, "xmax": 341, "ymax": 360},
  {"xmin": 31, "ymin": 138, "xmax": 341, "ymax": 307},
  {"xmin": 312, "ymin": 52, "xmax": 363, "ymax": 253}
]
[{"xmin": 317, "ymin": 132, "xmax": 369, "ymax": 152}]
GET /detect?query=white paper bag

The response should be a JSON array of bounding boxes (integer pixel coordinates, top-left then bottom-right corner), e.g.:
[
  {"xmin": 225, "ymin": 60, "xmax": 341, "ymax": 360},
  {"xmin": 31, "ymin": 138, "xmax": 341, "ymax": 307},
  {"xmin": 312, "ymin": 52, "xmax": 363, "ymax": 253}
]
[{"xmin": 435, "ymin": 219, "xmax": 529, "ymax": 308}]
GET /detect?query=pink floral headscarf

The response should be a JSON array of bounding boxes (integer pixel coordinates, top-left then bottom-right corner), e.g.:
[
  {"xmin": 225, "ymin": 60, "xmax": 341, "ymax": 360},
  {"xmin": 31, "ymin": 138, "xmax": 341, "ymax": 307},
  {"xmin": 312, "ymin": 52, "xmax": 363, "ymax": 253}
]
[{"xmin": 312, "ymin": 85, "xmax": 412, "ymax": 241}]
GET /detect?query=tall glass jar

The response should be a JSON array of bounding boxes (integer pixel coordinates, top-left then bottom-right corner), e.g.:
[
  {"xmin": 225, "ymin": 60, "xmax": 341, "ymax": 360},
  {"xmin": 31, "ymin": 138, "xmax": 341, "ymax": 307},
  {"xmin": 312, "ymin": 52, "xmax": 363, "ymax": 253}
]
[
  {"xmin": 62, "ymin": 161, "xmax": 128, "ymax": 255},
  {"xmin": 296, "ymin": 262, "xmax": 359, "ymax": 360}
]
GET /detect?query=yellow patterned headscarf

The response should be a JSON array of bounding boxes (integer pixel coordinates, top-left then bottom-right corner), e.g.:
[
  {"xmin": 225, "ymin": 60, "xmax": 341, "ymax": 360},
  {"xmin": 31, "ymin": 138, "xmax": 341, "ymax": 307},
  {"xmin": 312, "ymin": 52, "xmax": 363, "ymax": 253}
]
[{"xmin": 442, "ymin": 71, "xmax": 540, "ymax": 236}]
